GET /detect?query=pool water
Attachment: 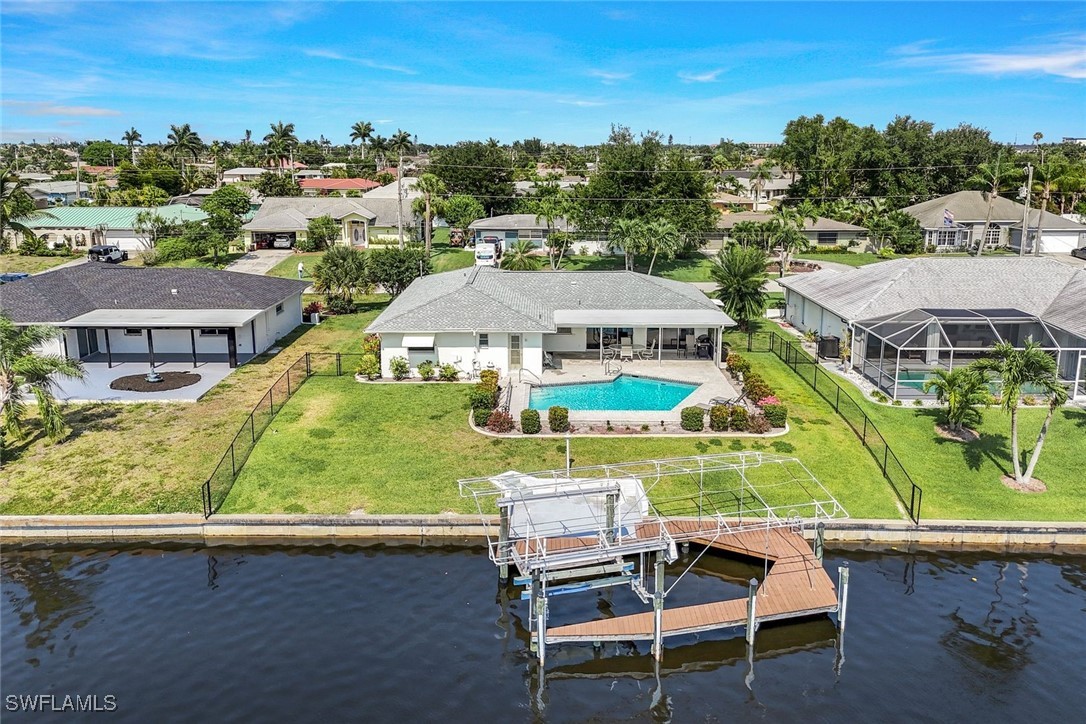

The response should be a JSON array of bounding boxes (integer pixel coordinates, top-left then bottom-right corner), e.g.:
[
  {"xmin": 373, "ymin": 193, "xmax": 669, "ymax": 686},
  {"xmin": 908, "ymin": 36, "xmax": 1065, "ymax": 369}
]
[
  {"xmin": 529, "ymin": 374, "xmax": 699, "ymax": 411},
  {"xmin": 897, "ymin": 369, "xmax": 1051, "ymax": 395}
]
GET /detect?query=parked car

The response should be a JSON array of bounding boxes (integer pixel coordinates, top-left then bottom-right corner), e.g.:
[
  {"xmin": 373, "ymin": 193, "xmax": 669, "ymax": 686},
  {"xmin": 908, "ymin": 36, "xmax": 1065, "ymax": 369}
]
[
  {"xmin": 0, "ymin": 272, "xmax": 30, "ymax": 283},
  {"xmin": 87, "ymin": 245, "xmax": 128, "ymax": 263},
  {"xmin": 1072, "ymin": 246, "xmax": 1086, "ymax": 260}
]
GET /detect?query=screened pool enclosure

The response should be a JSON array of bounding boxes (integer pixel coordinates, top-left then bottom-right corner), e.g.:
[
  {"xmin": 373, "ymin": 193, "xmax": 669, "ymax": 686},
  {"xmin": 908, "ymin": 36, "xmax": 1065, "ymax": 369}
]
[{"xmin": 852, "ymin": 308, "xmax": 1086, "ymax": 401}]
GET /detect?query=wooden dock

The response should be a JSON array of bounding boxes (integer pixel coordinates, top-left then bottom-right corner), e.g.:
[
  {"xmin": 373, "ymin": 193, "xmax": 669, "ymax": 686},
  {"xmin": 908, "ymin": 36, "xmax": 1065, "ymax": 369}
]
[{"xmin": 538, "ymin": 524, "xmax": 837, "ymax": 645}]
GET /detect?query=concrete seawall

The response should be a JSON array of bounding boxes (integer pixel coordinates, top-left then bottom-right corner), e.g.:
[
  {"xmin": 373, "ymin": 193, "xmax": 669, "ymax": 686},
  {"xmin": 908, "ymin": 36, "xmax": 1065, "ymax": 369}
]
[{"xmin": 2, "ymin": 515, "xmax": 1085, "ymax": 549}]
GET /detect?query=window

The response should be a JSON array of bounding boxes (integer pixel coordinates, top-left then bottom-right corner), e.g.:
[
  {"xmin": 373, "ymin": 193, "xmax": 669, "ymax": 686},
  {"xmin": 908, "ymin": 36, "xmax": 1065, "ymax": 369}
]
[
  {"xmin": 936, "ymin": 230, "xmax": 960, "ymax": 247},
  {"xmin": 556, "ymin": 327, "xmax": 573, "ymax": 335},
  {"xmin": 199, "ymin": 328, "xmax": 229, "ymax": 336},
  {"xmin": 983, "ymin": 225, "xmax": 1002, "ymax": 247},
  {"xmin": 478, "ymin": 333, "xmax": 489, "ymax": 349},
  {"xmin": 817, "ymin": 231, "xmax": 838, "ymax": 245},
  {"xmin": 123, "ymin": 329, "xmax": 142, "ymax": 337},
  {"xmin": 275, "ymin": 303, "xmax": 284, "ymax": 315}
]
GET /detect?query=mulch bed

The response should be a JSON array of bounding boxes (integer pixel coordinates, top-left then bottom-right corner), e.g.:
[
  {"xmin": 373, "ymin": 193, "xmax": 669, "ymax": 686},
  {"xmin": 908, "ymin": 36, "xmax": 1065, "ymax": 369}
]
[
  {"xmin": 1000, "ymin": 474, "xmax": 1047, "ymax": 493},
  {"xmin": 934, "ymin": 423, "xmax": 980, "ymax": 443},
  {"xmin": 109, "ymin": 372, "xmax": 202, "ymax": 392}
]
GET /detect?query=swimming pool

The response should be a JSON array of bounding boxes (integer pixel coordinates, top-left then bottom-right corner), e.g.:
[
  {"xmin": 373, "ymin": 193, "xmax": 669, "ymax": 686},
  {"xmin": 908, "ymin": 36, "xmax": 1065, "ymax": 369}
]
[
  {"xmin": 897, "ymin": 369, "xmax": 1051, "ymax": 395},
  {"xmin": 529, "ymin": 374, "xmax": 699, "ymax": 411}
]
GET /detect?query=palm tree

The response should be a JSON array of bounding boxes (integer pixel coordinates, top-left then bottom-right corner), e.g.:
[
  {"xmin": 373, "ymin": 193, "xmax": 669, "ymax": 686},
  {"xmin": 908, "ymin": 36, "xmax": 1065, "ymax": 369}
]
[
  {"xmin": 922, "ymin": 367, "xmax": 989, "ymax": 434},
  {"xmin": 769, "ymin": 206, "xmax": 808, "ymax": 276},
  {"xmin": 164, "ymin": 123, "xmax": 203, "ymax": 165},
  {"xmin": 264, "ymin": 121, "xmax": 299, "ymax": 172},
  {"xmin": 368, "ymin": 135, "xmax": 389, "ymax": 170},
  {"xmin": 312, "ymin": 245, "xmax": 368, "ymax": 305},
  {"xmin": 965, "ymin": 154, "xmax": 1017, "ymax": 256},
  {"xmin": 413, "ymin": 173, "xmax": 446, "ymax": 256},
  {"xmin": 121, "ymin": 127, "xmax": 142, "ymax": 164},
  {"xmin": 610, "ymin": 217, "xmax": 649, "ymax": 271},
  {"xmin": 645, "ymin": 219, "xmax": 681, "ymax": 276},
  {"xmin": 972, "ymin": 342, "xmax": 1069, "ymax": 486},
  {"xmin": 502, "ymin": 239, "xmax": 539, "ymax": 270},
  {"xmin": 711, "ymin": 245, "xmax": 768, "ymax": 330},
  {"xmin": 1, "ymin": 315, "xmax": 86, "ymax": 458},
  {"xmin": 350, "ymin": 121, "xmax": 374, "ymax": 160},
  {"xmin": 1, "ymin": 169, "xmax": 52, "ymax": 244},
  {"xmin": 748, "ymin": 165, "xmax": 774, "ymax": 209},
  {"xmin": 389, "ymin": 130, "xmax": 414, "ymax": 248}
]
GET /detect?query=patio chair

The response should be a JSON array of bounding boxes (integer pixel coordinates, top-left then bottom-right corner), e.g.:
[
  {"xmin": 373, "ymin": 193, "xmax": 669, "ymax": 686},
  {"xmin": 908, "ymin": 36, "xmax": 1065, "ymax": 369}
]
[
  {"xmin": 620, "ymin": 343, "xmax": 634, "ymax": 362},
  {"xmin": 685, "ymin": 334, "xmax": 696, "ymax": 357},
  {"xmin": 543, "ymin": 351, "xmax": 556, "ymax": 369},
  {"xmin": 637, "ymin": 339, "xmax": 657, "ymax": 360}
]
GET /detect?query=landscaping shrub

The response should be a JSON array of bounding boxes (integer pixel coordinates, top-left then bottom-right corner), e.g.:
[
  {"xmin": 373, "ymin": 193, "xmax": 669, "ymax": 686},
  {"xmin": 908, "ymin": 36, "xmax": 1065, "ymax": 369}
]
[
  {"xmin": 762, "ymin": 403, "xmax": 787, "ymax": 428},
  {"xmin": 726, "ymin": 353, "xmax": 752, "ymax": 378},
  {"xmin": 486, "ymin": 409, "xmax": 515, "ymax": 433},
  {"xmin": 755, "ymin": 395, "xmax": 781, "ymax": 408},
  {"xmin": 680, "ymin": 406, "xmax": 704, "ymax": 432},
  {"xmin": 728, "ymin": 405, "xmax": 749, "ymax": 431},
  {"xmin": 472, "ymin": 407, "xmax": 491, "ymax": 428},
  {"xmin": 417, "ymin": 361, "xmax": 435, "ymax": 381},
  {"xmin": 389, "ymin": 356, "xmax": 410, "ymax": 381},
  {"xmin": 303, "ymin": 300, "xmax": 324, "ymax": 317},
  {"xmin": 356, "ymin": 354, "xmax": 380, "ymax": 380},
  {"xmin": 742, "ymin": 374, "xmax": 773, "ymax": 402},
  {"xmin": 362, "ymin": 333, "xmax": 381, "ymax": 356},
  {"xmin": 479, "ymin": 369, "xmax": 499, "ymax": 390},
  {"xmin": 438, "ymin": 363, "xmax": 459, "ymax": 382},
  {"xmin": 326, "ymin": 298, "xmax": 355, "ymax": 315},
  {"xmin": 709, "ymin": 404, "xmax": 729, "ymax": 432},
  {"xmin": 154, "ymin": 237, "xmax": 199, "ymax": 263},
  {"xmin": 468, "ymin": 383, "xmax": 498, "ymax": 410},
  {"xmin": 871, "ymin": 390, "xmax": 888, "ymax": 403},
  {"xmin": 548, "ymin": 406, "xmax": 570, "ymax": 433},
  {"xmin": 520, "ymin": 409, "xmax": 541, "ymax": 434},
  {"xmin": 748, "ymin": 414, "xmax": 772, "ymax": 434}
]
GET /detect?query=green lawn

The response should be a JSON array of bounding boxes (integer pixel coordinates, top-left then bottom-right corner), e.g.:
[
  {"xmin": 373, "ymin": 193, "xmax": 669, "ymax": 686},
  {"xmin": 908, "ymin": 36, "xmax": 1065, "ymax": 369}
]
[
  {"xmin": 222, "ymin": 351, "xmax": 902, "ymax": 518},
  {"xmin": 122, "ymin": 252, "xmax": 247, "ymax": 270},
  {"xmin": 0, "ymin": 254, "xmax": 73, "ymax": 274},
  {"xmin": 266, "ymin": 252, "xmax": 325, "ymax": 280},
  {"xmin": 795, "ymin": 253, "xmax": 884, "ymax": 267}
]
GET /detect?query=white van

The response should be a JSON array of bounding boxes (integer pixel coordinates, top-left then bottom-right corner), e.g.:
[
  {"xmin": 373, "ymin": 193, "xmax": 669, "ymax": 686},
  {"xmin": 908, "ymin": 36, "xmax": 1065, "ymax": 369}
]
[{"xmin": 474, "ymin": 242, "xmax": 499, "ymax": 267}]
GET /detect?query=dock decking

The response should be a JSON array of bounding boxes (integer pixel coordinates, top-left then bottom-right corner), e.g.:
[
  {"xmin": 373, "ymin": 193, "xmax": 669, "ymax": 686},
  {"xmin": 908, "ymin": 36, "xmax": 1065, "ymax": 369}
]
[{"xmin": 537, "ymin": 524, "xmax": 837, "ymax": 644}]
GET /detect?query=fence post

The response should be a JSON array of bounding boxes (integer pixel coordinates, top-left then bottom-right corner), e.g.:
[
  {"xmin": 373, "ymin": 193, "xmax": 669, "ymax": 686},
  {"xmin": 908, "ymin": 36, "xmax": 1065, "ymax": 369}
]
[
  {"xmin": 835, "ymin": 385, "xmax": 840, "ymax": 412},
  {"xmin": 747, "ymin": 331, "xmax": 753, "ymax": 353},
  {"xmin": 269, "ymin": 387, "xmax": 274, "ymax": 414},
  {"xmin": 813, "ymin": 366, "xmax": 818, "ymax": 391},
  {"xmin": 230, "ymin": 445, "xmax": 236, "ymax": 478},
  {"xmin": 862, "ymin": 415, "xmax": 868, "ymax": 443},
  {"xmin": 306, "ymin": 352, "xmax": 311, "ymax": 376},
  {"xmin": 883, "ymin": 446, "xmax": 889, "ymax": 473},
  {"xmin": 336, "ymin": 353, "xmax": 342, "ymax": 376},
  {"xmin": 287, "ymin": 369, "xmax": 292, "ymax": 396},
  {"xmin": 249, "ymin": 412, "xmax": 255, "ymax": 444}
]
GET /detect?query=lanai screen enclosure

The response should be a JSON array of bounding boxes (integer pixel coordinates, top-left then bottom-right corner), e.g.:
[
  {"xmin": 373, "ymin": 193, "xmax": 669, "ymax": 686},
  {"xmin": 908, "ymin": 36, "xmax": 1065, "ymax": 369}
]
[{"xmin": 853, "ymin": 307, "xmax": 1086, "ymax": 401}]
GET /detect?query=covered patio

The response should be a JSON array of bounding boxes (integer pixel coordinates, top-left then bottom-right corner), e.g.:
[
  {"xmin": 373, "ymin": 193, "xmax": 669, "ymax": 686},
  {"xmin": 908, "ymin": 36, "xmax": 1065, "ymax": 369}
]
[
  {"xmin": 853, "ymin": 307, "xmax": 1086, "ymax": 401},
  {"xmin": 52, "ymin": 361, "xmax": 236, "ymax": 403}
]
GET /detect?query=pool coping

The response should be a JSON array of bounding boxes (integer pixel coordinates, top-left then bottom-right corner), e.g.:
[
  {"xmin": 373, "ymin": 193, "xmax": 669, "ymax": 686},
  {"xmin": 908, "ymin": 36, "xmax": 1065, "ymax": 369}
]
[{"xmin": 2, "ymin": 514, "xmax": 1085, "ymax": 549}]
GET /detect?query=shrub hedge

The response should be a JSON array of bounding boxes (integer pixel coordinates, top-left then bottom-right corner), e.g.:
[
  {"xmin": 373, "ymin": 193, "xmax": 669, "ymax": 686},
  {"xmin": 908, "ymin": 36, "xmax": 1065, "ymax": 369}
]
[
  {"xmin": 762, "ymin": 403, "xmax": 787, "ymax": 428},
  {"xmin": 473, "ymin": 407, "xmax": 492, "ymax": 428},
  {"xmin": 728, "ymin": 405, "xmax": 749, "ymax": 431},
  {"xmin": 486, "ymin": 409, "xmax": 515, "ymax": 433},
  {"xmin": 355, "ymin": 354, "xmax": 380, "ymax": 380},
  {"xmin": 468, "ymin": 384, "xmax": 498, "ymax": 410},
  {"xmin": 726, "ymin": 353, "xmax": 752, "ymax": 378},
  {"xmin": 520, "ymin": 409, "xmax": 541, "ymax": 434},
  {"xmin": 479, "ymin": 369, "xmax": 499, "ymax": 389},
  {"xmin": 548, "ymin": 406, "xmax": 570, "ymax": 433},
  {"xmin": 389, "ymin": 356, "xmax": 410, "ymax": 381},
  {"xmin": 680, "ymin": 406, "xmax": 704, "ymax": 432},
  {"xmin": 709, "ymin": 404, "xmax": 729, "ymax": 432},
  {"xmin": 748, "ymin": 414, "xmax": 772, "ymax": 434},
  {"xmin": 438, "ymin": 363, "xmax": 459, "ymax": 382},
  {"xmin": 417, "ymin": 361, "xmax": 435, "ymax": 381}
]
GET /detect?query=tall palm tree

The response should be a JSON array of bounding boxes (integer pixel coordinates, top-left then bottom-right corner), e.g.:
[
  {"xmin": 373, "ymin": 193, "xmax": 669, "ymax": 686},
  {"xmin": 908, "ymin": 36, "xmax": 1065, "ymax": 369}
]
[
  {"xmin": 414, "ymin": 173, "xmax": 446, "ymax": 255},
  {"xmin": 922, "ymin": 367, "xmax": 989, "ymax": 434},
  {"xmin": 972, "ymin": 342, "xmax": 1068, "ymax": 486},
  {"xmin": 769, "ymin": 206, "xmax": 807, "ymax": 276},
  {"xmin": 0, "ymin": 315, "xmax": 86, "ymax": 457},
  {"xmin": 534, "ymin": 193, "xmax": 570, "ymax": 270},
  {"xmin": 368, "ymin": 135, "xmax": 389, "ymax": 170},
  {"xmin": 121, "ymin": 127, "xmax": 142, "ymax": 164},
  {"xmin": 711, "ymin": 245, "xmax": 768, "ymax": 331},
  {"xmin": 965, "ymin": 153, "xmax": 1017, "ymax": 256},
  {"xmin": 748, "ymin": 165, "xmax": 774, "ymax": 210},
  {"xmin": 389, "ymin": 130, "xmax": 414, "ymax": 248},
  {"xmin": 164, "ymin": 123, "xmax": 203, "ymax": 165},
  {"xmin": 610, "ymin": 217, "xmax": 649, "ymax": 271},
  {"xmin": 350, "ymin": 121, "xmax": 374, "ymax": 160},
  {"xmin": 502, "ymin": 239, "xmax": 539, "ymax": 270},
  {"xmin": 264, "ymin": 121, "xmax": 299, "ymax": 173},
  {"xmin": 1, "ymin": 169, "xmax": 52, "ymax": 244},
  {"xmin": 645, "ymin": 219, "xmax": 681, "ymax": 276}
]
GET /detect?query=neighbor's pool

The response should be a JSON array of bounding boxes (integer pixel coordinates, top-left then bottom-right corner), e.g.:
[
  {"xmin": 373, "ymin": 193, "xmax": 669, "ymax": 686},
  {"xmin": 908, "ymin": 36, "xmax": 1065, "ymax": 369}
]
[
  {"xmin": 897, "ymin": 369, "xmax": 1051, "ymax": 395},
  {"xmin": 529, "ymin": 374, "xmax": 699, "ymax": 411}
]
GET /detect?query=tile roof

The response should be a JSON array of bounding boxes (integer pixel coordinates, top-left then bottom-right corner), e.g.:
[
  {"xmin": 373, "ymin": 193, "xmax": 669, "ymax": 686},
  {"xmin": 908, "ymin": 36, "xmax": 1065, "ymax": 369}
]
[
  {"xmin": 779, "ymin": 256, "xmax": 1086, "ymax": 337},
  {"xmin": 299, "ymin": 178, "xmax": 381, "ymax": 190},
  {"xmin": 22, "ymin": 205, "xmax": 208, "ymax": 230},
  {"xmin": 367, "ymin": 266, "xmax": 734, "ymax": 333},
  {"xmin": 0, "ymin": 264, "xmax": 309, "ymax": 324}
]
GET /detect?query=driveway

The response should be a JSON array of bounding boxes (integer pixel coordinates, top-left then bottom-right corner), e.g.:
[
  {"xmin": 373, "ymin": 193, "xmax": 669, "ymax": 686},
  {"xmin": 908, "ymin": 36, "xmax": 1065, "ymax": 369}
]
[
  {"xmin": 52, "ymin": 361, "xmax": 236, "ymax": 403},
  {"xmin": 225, "ymin": 249, "xmax": 294, "ymax": 275}
]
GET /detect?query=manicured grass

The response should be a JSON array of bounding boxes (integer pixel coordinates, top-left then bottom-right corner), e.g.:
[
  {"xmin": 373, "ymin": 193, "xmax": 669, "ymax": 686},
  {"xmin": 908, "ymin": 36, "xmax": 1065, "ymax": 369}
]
[
  {"xmin": 223, "ymin": 352, "xmax": 901, "ymax": 518},
  {"xmin": 266, "ymin": 252, "xmax": 325, "ymax": 280},
  {"xmin": 796, "ymin": 253, "xmax": 884, "ymax": 267},
  {"xmin": 0, "ymin": 254, "xmax": 73, "ymax": 274},
  {"xmin": 0, "ymin": 299, "xmax": 390, "ymax": 515},
  {"xmin": 122, "ymin": 252, "xmax": 248, "ymax": 270}
]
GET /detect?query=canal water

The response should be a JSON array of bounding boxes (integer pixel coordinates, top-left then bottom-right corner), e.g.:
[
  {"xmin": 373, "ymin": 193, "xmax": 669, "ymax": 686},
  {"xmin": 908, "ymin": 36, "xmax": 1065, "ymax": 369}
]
[{"xmin": 2, "ymin": 542, "xmax": 1084, "ymax": 723}]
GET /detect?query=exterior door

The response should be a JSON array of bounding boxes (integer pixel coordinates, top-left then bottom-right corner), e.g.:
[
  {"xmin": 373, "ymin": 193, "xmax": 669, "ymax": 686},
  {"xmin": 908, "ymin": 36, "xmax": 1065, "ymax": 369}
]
[
  {"xmin": 75, "ymin": 328, "xmax": 99, "ymax": 358},
  {"xmin": 227, "ymin": 328, "xmax": 238, "ymax": 368},
  {"xmin": 509, "ymin": 334, "xmax": 522, "ymax": 370}
]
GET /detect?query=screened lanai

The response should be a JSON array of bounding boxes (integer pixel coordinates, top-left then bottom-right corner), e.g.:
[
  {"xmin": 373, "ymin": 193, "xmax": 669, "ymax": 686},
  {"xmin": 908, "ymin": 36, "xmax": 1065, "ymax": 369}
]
[{"xmin": 853, "ymin": 308, "xmax": 1086, "ymax": 401}]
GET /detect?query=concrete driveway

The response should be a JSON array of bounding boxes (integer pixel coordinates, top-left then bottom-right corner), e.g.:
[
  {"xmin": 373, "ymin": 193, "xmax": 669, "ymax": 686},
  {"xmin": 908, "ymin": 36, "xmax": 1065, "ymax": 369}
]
[
  {"xmin": 225, "ymin": 249, "xmax": 294, "ymax": 275},
  {"xmin": 52, "ymin": 361, "xmax": 236, "ymax": 403}
]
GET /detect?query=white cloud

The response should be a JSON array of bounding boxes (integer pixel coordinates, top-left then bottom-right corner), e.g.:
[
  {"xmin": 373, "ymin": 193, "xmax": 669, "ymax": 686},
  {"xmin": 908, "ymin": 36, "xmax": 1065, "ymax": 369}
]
[
  {"xmin": 2, "ymin": 100, "xmax": 121, "ymax": 117},
  {"xmin": 556, "ymin": 99, "xmax": 606, "ymax": 108},
  {"xmin": 678, "ymin": 69, "xmax": 724, "ymax": 83},
  {"xmin": 587, "ymin": 69, "xmax": 632, "ymax": 85},
  {"xmin": 303, "ymin": 49, "xmax": 417, "ymax": 75},
  {"xmin": 893, "ymin": 38, "xmax": 1086, "ymax": 79}
]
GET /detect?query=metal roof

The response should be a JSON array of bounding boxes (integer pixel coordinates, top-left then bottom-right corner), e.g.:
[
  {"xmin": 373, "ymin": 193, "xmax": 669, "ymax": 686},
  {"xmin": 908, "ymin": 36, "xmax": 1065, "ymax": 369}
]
[
  {"xmin": 21, "ymin": 205, "xmax": 208, "ymax": 230},
  {"xmin": 367, "ymin": 266, "xmax": 735, "ymax": 333}
]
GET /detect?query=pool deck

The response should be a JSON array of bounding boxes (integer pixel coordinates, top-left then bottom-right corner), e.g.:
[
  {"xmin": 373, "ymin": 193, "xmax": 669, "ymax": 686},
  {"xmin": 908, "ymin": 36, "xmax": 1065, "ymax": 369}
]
[{"xmin": 508, "ymin": 358, "xmax": 740, "ymax": 425}]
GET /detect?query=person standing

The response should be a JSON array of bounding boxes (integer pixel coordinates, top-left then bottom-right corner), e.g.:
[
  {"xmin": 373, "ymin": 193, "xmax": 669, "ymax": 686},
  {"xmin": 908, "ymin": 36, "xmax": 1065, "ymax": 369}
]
[{"xmin": 297, "ymin": 261, "xmax": 305, "ymax": 279}]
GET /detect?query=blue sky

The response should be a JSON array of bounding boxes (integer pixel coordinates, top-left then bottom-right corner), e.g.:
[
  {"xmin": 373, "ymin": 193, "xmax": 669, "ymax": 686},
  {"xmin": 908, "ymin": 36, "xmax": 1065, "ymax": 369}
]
[{"xmin": 2, "ymin": 1, "xmax": 1084, "ymax": 146}]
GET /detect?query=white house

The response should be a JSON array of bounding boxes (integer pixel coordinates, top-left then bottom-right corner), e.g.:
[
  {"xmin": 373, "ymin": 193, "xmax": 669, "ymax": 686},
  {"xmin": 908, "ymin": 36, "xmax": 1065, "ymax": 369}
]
[
  {"xmin": 222, "ymin": 167, "xmax": 268, "ymax": 184},
  {"xmin": 0, "ymin": 265, "xmax": 309, "ymax": 369},
  {"xmin": 241, "ymin": 197, "xmax": 377, "ymax": 249},
  {"xmin": 779, "ymin": 257, "xmax": 1086, "ymax": 401},
  {"xmin": 12, "ymin": 205, "xmax": 209, "ymax": 252},
  {"xmin": 1009, "ymin": 210, "xmax": 1086, "ymax": 254},
  {"xmin": 366, "ymin": 266, "xmax": 736, "ymax": 378},
  {"xmin": 26, "ymin": 180, "xmax": 93, "ymax": 207}
]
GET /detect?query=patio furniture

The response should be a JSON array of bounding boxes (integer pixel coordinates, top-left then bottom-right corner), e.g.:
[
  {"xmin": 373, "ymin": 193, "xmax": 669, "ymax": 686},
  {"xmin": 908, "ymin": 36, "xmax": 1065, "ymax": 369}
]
[
  {"xmin": 685, "ymin": 334, "xmax": 696, "ymax": 356},
  {"xmin": 637, "ymin": 339, "xmax": 657, "ymax": 360},
  {"xmin": 620, "ymin": 343, "xmax": 634, "ymax": 362},
  {"xmin": 543, "ymin": 351, "xmax": 556, "ymax": 369},
  {"xmin": 603, "ymin": 346, "xmax": 619, "ymax": 360}
]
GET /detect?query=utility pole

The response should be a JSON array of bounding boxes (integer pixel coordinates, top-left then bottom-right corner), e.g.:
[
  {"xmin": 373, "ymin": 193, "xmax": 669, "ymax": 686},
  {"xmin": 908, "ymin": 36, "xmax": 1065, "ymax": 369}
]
[
  {"xmin": 1018, "ymin": 163, "xmax": 1033, "ymax": 256},
  {"xmin": 396, "ymin": 153, "xmax": 405, "ymax": 249},
  {"xmin": 75, "ymin": 150, "xmax": 81, "ymax": 204}
]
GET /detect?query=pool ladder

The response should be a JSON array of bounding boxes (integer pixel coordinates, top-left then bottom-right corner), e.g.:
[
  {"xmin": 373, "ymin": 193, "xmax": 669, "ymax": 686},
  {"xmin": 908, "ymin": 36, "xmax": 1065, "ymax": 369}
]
[{"xmin": 604, "ymin": 360, "xmax": 622, "ymax": 376}]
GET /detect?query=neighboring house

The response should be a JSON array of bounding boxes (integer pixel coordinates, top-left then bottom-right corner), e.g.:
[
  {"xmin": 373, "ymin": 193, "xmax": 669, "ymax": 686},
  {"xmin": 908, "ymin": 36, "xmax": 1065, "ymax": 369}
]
[
  {"xmin": 710, "ymin": 192, "xmax": 757, "ymax": 212},
  {"xmin": 170, "ymin": 187, "xmax": 216, "ymax": 207},
  {"xmin": 222, "ymin": 167, "xmax": 268, "ymax": 184},
  {"xmin": 362, "ymin": 179, "xmax": 423, "ymax": 242},
  {"xmin": 712, "ymin": 212, "xmax": 868, "ymax": 249},
  {"xmin": 241, "ymin": 197, "xmax": 376, "ymax": 248},
  {"xmin": 468, "ymin": 214, "xmax": 612, "ymax": 254},
  {"xmin": 293, "ymin": 170, "xmax": 325, "ymax": 180},
  {"xmin": 1009, "ymin": 210, "xmax": 1086, "ymax": 254},
  {"xmin": 26, "ymin": 180, "xmax": 94, "ymax": 207},
  {"xmin": 779, "ymin": 257, "xmax": 1086, "ymax": 401},
  {"xmin": 299, "ymin": 178, "xmax": 381, "ymax": 197},
  {"xmin": 0, "ymin": 265, "xmax": 308, "ymax": 368},
  {"xmin": 366, "ymin": 266, "xmax": 736, "ymax": 378},
  {"xmin": 11, "ymin": 205, "xmax": 208, "ymax": 252},
  {"xmin": 15, "ymin": 172, "xmax": 53, "ymax": 182},
  {"xmin": 719, "ymin": 168, "xmax": 796, "ymax": 210}
]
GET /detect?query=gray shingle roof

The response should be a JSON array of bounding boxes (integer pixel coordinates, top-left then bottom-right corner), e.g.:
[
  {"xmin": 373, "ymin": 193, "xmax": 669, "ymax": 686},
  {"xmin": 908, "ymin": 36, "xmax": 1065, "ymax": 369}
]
[
  {"xmin": 779, "ymin": 257, "xmax": 1086, "ymax": 337},
  {"xmin": 901, "ymin": 190, "xmax": 1028, "ymax": 228},
  {"xmin": 367, "ymin": 266, "xmax": 733, "ymax": 333},
  {"xmin": 714, "ymin": 213, "xmax": 866, "ymax": 232},
  {"xmin": 0, "ymin": 264, "xmax": 309, "ymax": 324},
  {"xmin": 469, "ymin": 214, "xmax": 573, "ymax": 231},
  {"xmin": 243, "ymin": 197, "xmax": 376, "ymax": 232}
]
